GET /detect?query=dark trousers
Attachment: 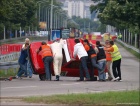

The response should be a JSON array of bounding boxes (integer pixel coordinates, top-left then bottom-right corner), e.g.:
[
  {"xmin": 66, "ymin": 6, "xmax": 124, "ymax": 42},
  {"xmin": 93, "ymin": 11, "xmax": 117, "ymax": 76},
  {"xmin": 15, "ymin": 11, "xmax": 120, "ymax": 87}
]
[
  {"xmin": 79, "ymin": 56, "xmax": 90, "ymax": 80},
  {"xmin": 43, "ymin": 56, "xmax": 53, "ymax": 80},
  {"xmin": 112, "ymin": 59, "xmax": 121, "ymax": 79}
]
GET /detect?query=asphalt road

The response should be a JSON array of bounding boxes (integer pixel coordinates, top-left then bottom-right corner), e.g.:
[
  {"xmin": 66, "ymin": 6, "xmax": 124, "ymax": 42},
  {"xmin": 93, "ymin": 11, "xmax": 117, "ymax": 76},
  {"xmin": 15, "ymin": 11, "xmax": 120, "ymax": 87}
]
[{"xmin": 0, "ymin": 43, "xmax": 139, "ymax": 98}]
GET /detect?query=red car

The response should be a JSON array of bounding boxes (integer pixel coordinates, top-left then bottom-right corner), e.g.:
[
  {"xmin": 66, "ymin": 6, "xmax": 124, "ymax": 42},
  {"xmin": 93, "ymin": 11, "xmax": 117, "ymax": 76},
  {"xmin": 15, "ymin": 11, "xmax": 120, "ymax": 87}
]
[{"xmin": 28, "ymin": 38, "xmax": 100, "ymax": 81}]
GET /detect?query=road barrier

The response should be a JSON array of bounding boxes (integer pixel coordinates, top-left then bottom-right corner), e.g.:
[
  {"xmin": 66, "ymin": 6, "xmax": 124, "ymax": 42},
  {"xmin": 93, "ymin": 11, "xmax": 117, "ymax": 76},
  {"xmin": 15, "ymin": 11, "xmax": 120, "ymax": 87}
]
[
  {"xmin": 0, "ymin": 52, "xmax": 20, "ymax": 62},
  {"xmin": 0, "ymin": 61, "xmax": 19, "ymax": 75},
  {"xmin": 0, "ymin": 44, "xmax": 22, "ymax": 55},
  {"xmin": 117, "ymin": 39, "xmax": 140, "ymax": 53}
]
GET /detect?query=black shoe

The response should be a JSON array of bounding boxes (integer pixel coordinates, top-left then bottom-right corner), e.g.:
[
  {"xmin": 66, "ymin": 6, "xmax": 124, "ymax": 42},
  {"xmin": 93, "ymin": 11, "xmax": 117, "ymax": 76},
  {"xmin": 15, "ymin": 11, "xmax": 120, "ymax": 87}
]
[
  {"xmin": 98, "ymin": 79, "xmax": 106, "ymax": 82},
  {"xmin": 55, "ymin": 75, "xmax": 59, "ymax": 81},
  {"xmin": 85, "ymin": 78, "xmax": 90, "ymax": 81},
  {"xmin": 77, "ymin": 79, "xmax": 84, "ymax": 81},
  {"xmin": 29, "ymin": 76, "xmax": 32, "ymax": 78}
]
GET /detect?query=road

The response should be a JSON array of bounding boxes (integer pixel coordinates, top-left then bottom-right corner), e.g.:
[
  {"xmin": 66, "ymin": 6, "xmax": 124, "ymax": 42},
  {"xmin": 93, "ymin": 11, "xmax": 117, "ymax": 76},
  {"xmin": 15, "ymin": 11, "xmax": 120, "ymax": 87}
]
[{"xmin": 0, "ymin": 43, "xmax": 139, "ymax": 98}]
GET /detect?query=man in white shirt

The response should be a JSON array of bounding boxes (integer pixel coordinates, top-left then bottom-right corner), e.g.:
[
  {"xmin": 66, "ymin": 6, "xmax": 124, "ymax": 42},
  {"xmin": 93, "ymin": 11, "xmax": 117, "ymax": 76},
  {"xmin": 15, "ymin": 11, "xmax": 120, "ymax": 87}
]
[
  {"xmin": 50, "ymin": 38, "xmax": 63, "ymax": 81},
  {"xmin": 72, "ymin": 39, "xmax": 90, "ymax": 81}
]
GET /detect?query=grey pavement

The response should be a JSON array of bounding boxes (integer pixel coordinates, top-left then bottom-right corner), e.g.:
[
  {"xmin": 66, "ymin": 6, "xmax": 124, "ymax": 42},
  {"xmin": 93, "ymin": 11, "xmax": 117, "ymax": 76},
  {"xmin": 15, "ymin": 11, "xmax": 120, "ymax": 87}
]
[{"xmin": 0, "ymin": 43, "xmax": 139, "ymax": 105}]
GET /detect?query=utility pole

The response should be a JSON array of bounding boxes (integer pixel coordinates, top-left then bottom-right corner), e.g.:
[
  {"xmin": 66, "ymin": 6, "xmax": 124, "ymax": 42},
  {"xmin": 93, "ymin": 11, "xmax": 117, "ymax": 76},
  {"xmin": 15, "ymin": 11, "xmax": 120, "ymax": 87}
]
[
  {"xmin": 89, "ymin": 22, "xmax": 90, "ymax": 32},
  {"xmin": 50, "ymin": 0, "xmax": 53, "ymax": 41},
  {"xmin": 4, "ymin": 26, "xmax": 5, "ymax": 40}
]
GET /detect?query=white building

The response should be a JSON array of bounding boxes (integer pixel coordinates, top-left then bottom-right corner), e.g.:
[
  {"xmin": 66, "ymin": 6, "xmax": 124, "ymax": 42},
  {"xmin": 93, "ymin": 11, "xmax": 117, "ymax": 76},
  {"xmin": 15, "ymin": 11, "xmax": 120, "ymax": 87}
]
[
  {"xmin": 62, "ymin": 0, "xmax": 84, "ymax": 18},
  {"xmin": 62, "ymin": 0, "xmax": 95, "ymax": 19}
]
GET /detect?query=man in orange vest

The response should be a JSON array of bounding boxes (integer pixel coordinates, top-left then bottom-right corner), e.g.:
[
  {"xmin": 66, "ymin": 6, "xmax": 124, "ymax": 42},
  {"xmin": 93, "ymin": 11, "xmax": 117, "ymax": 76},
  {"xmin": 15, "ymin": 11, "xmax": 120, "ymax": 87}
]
[
  {"xmin": 104, "ymin": 40, "xmax": 113, "ymax": 81},
  {"xmin": 37, "ymin": 41, "xmax": 53, "ymax": 81}
]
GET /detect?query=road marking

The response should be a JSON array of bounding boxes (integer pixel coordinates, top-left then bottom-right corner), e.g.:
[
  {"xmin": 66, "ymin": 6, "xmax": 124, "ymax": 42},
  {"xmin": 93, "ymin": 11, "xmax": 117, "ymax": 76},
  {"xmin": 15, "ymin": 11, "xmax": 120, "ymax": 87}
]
[
  {"xmin": 2, "ymin": 86, "xmax": 37, "ymax": 89},
  {"xmin": 61, "ymin": 83, "xmax": 80, "ymax": 85}
]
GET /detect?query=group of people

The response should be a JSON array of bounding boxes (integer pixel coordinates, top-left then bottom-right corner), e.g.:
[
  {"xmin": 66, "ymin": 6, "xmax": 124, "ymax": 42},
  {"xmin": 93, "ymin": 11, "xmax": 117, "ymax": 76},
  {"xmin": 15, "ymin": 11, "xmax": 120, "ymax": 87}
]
[
  {"xmin": 72, "ymin": 38, "xmax": 122, "ymax": 81},
  {"xmin": 16, "ymin": 37, "xmax": 122, "ymax": 82}
]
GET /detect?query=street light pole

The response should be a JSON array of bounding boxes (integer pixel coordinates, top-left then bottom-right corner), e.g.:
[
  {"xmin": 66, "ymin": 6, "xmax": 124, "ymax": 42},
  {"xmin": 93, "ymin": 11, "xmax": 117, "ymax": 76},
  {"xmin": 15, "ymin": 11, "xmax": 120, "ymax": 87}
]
[{"xmin": 50, "ymin": 0, "xmax": 53, "ymax": 41}]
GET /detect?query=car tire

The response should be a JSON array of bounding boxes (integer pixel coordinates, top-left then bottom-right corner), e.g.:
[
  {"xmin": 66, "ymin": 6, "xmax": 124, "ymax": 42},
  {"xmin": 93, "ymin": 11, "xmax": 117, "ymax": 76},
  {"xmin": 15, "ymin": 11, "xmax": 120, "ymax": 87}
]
[{"xmin": 39, "ymin": 74, "xmax": 46, "ymax": 81}]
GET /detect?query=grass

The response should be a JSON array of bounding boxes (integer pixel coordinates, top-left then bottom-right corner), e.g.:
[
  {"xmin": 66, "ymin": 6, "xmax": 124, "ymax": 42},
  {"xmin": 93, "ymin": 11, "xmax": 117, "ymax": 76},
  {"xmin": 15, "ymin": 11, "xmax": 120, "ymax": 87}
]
[
  {"xmin": 117, "ymin": 41, "xmax": 140, "ymax": 59},
  {"xmin": 23, "ymin": 90, "xmax": 139, "ymax": 105},
  {"xmin": 0, "ymin": 68, "xmax": 18, "ymax": 78}
]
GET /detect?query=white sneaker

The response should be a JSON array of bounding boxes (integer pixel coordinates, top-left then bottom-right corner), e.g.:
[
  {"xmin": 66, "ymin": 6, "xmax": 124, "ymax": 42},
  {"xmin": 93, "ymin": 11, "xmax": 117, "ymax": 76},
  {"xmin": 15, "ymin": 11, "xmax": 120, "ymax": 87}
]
[
  {"xmin": 114, "ymin": 77, "xmax": 120, "ymax": 81},
  {"xmin": 15, "ymin": 75, "xmax": 22, "ymax": 79},
  {"xmin": 118, "ymin": 79, "xmax": 123, "ymax": 82},
  {"xmin": 15, "ymin": 75, "xmax": 19, "ymax": 79}
]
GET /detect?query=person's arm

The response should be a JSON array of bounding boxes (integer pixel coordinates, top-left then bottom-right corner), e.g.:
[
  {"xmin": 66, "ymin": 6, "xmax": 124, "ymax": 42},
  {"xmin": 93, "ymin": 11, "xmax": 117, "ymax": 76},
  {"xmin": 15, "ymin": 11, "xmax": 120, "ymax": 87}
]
[
  {"xmin": 84, "ymin": 45, "xmax": 90, "ymax": 51},
  {"xmin": 94, "ymin": 47, "xmax": 99, "ymax": 54},
  {"xmin": 104, "ymin": 47, "xmax": 114, "ymax": 52},
  {"xmin": 73, "ymin": 46, "xmax": 78, "ymax": 59},
  {"xmin": 37, "ymin": 46, "xmax": 42, "ymax": 54},
  {"xmin": 89, "ymin": 41, "xmax": 96, "ymax": 46}
]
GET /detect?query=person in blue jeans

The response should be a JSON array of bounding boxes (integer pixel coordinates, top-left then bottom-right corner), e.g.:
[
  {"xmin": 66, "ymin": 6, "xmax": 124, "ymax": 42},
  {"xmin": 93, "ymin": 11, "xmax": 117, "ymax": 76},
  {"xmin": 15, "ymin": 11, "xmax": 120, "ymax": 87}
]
[
  {"xmin": 22, "ymin": 38, "xmax": 32, "ymax": 78},
  {"xmin": 16, "ymin": 43, "xmax": 29, "ymax": 79},
  {"xmin": 37, "ymin": 41, "xmax": 53, "ymax": 81},
  {"xmin": 72, "ymin": 39, "xmax": 90, "ymax": 81},
  {"xmin": 27, "ymin": 60, "xmax": 33, "ymax": 78},
  {"xmin": 96, "ymin": 41, "xmax": 106, "ymax": 81}
]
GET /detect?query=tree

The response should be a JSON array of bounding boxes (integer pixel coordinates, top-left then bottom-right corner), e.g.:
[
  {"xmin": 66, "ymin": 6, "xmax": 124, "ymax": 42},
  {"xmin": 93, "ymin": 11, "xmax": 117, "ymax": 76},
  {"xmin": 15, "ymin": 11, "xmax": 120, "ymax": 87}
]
[{"xmin": 90, "ymin": 0, "xmax": 140, "ymax": 33}]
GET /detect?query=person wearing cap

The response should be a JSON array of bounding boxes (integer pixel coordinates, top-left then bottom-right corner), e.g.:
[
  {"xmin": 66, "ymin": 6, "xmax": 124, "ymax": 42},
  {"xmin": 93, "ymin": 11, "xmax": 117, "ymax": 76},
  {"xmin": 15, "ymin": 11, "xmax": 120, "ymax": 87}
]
[
  {"xmin": 50, "ymin": 38, "xmax": 63, "ymax": 81},
  {"xmin": 37, "ymin": 41, "xmax": 53, "ymax": 81},
  {"xmin": 104, "ymin": 40, "xmax": 113, "ymax": 81},
  {"xmin": 72, "ymin": 39, "xmax": 90, "ymax": 81},
  {"xmin": 22, "ymin": 38, "xmax": 32, "ymax": 78}
]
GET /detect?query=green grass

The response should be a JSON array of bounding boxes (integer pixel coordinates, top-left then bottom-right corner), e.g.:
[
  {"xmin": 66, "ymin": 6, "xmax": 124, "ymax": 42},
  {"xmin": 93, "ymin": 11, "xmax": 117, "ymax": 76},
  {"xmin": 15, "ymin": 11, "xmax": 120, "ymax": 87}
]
[
  {"xmin": 0, "ymin": 68, "xmax": 18, "ymax": 77},
  {"xmin": 23, "ymin": 90, "xmax": 139, "ymax": 105},
  {"xmin": 117, "ymin": 41, "xmax": 140, "ymax": 59}
]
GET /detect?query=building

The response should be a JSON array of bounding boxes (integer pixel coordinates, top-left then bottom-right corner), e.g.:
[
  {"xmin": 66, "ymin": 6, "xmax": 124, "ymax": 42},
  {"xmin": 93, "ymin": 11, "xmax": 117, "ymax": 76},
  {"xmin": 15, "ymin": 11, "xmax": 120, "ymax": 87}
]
[{"xmin": 61, "ymin": 0, "xmax": 95, "ymax": 19}]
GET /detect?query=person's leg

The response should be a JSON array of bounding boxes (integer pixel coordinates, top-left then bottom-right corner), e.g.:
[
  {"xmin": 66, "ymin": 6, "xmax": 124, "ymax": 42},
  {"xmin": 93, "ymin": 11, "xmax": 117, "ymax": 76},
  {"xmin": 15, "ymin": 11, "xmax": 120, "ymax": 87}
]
[
  {"xmin": 91, "ymin": 56, "xmax": 102, "ymax": 70},
  {"xmin": 27, "ymin": 61, "xmax": 32, "ymax": 78},
  {"xmin": 81, "ymin": 56, "xmax": 90, "ymax": 80},
  {"xmin": 98, "ymin": 61, "xmax": 104, "ymax": 80},
  {"xmin": 112, "ymin": 60, "xmax": 119, "ymax": 78},
  {"xmin": 79, "ymin": 60, "xmax": 84, "ymax": 81},
  {"xmin": 58, "ymin": 56, "xmax": 63, "ymax": 77},
  {"xmin": 24, "ymin": 62, "xmax": 28, "ymax": 77},
  {"xmin": 102, "ymin": 61, "xmax": 106, "ymax": 80},
  {"xmin": 53, "ymin": 57, "xmax": 59, "ymax": 76},
  {"xmin": 89, "ymin": 60, "xmax": 94, "ymax": 81},
  {"xmin": 17, "ymin": 63, "xmax": 27, "ymax": 77},
  {"xmin": 43, "ymin": 57, "xmax": 51, "ymax": 80},
  {"xmin": 106, "ymin": 61, "xmax": 113, "ymax": 80},
  {"xmin": 49, "ymin": 57, "xmax": 53, "ymax": 81},
  {"xmin": 117, "ymin": 59, "xmax": 122, "ymax": 80}
]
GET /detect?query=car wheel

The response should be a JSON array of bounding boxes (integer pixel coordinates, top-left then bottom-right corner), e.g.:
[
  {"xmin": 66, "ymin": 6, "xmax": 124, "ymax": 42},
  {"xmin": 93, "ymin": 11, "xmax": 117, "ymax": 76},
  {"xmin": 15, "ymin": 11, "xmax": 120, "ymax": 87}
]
[{"xmin": 39, "ymin": 74, "xmax": 46, "ymax": 81}]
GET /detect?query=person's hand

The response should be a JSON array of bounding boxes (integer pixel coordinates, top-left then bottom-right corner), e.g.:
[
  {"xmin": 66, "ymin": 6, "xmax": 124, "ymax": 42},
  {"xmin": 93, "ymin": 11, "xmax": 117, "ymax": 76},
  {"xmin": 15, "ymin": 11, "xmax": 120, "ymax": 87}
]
[
  {"xmin": 80, "ymin": 37, "xmax": 84, "ymax": 40},
  {"xmin": 36, "ymin": 49, "xmax": 39, "ymax": 54},
  {"xmin": 71, "ymin": 58, "xmax": 76, "ymax": 61}
]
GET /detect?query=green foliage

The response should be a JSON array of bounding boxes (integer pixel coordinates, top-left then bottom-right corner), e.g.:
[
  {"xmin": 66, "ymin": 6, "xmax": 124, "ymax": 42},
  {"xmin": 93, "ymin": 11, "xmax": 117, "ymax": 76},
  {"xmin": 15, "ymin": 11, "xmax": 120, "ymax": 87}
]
[
  {"xmin": 23, "ymin": 90, "xmax": 139, "ymax": 105},
  {"xmin": 71, "ymin": 16, "xmax": 106, "ymax": 33},
  {"xmin": 90, "ymin": 0, "xmax": 140, "ymax": 33}
]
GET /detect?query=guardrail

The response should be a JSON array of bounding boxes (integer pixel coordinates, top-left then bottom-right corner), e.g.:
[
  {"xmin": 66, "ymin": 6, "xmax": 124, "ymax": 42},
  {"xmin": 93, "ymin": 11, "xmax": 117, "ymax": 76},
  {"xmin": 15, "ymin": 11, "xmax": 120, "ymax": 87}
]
[
  {"xmin": 0, "ymin": 52, "xmax": 20, "ymax": 62},
  {"xmin": 0, "ymin": 61, "xmax": 19, "ymax": 75},
  {"xmin": 0, "ymin": 36, "xmax": 48, "ymax": 45},
  {"xmin": 117, "ymin": 39, "xmax": 140, "ymax": 53}
]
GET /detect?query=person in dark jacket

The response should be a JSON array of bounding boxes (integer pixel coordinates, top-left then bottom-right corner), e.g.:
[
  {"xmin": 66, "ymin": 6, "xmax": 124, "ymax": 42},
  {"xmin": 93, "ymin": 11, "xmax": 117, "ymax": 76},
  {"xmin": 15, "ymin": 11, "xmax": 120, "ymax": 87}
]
[
  {"xmin": 83, "ymin": 39, "xmax": 102, "ymax": 80},
  {"xmin": 96, "ymin": 41, "xmax": 106, "ymax": 81},
  {"xmin": 16, "ymin": 43, "xmax": 29, "ymax": 79}
]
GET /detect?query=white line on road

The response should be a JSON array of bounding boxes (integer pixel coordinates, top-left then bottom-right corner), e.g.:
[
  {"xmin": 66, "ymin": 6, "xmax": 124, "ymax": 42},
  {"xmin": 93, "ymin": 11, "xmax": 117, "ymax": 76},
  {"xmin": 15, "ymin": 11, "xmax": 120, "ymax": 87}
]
[
  {"xmin": 2, "ymin": 86, "xmax": 37, "ymax": 90},
  {"xmin": 61, "ymin": 83, "xmax": 80, "ymax": 85}
]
